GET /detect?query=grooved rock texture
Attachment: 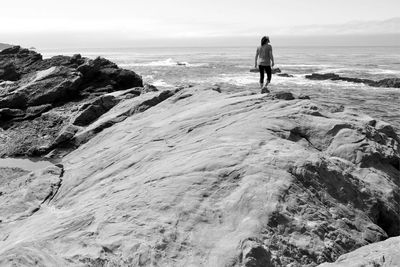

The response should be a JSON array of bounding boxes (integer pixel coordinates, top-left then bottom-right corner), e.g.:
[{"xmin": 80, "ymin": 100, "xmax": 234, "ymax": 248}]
[{"xmin": 0, "ymin": 87, "xmax": 398, "ymax": 266}]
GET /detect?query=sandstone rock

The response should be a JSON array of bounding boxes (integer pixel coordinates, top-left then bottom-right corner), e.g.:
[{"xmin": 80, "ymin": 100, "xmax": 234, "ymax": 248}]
[
  {"xmin": 317, "ymin": 236, "xmax": 400, "ymax": 267},
  {"xmin": 0, "ymin": 87, "xmax": 398, "ymax": 266},
  {"xmin": 0, "ymin": 165, "xmax": 63, "ymax": 223},
  {"xmin": 73, "ymin": 89, "xmax": 177, "ymax": 145}
]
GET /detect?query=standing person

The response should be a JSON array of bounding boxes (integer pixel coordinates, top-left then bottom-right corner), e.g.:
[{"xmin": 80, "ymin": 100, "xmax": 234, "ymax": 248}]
[{"xmin": 255, "ymin": 36, "xmax": 274, "ymax": 90}]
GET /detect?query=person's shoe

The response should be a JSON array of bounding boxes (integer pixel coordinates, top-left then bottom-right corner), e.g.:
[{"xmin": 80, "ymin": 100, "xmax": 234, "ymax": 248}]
[
  {"xmin": 261, "ymin": 87, "xmax": 270, "ymax": 94},
  {"xmin": 259, "ymin": 83, "xmax": 263, "ymax": 88}
]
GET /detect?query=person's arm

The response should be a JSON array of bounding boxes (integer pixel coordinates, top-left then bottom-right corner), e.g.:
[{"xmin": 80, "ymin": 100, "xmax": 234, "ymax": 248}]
[
  {"xmin": 269, "ymin": 46, "xmax": 274, "ymax": 67},
  {"xmin": 255, "ymin": 47, "xmax": 259, "ymax": 68}
]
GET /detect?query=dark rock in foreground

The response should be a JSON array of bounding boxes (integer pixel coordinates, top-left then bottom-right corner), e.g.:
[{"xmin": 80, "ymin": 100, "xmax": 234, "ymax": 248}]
[
  {"xmin": 305, "ymin": 73, "xmax": 400, "ymax": 88},
  {"xmin": 0, "ymin": 46, "xmax": 146, "ymax": 157}
]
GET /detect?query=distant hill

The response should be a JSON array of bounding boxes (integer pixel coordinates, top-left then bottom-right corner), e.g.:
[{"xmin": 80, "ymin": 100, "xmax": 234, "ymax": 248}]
[{"xmin": 0, "ymin": 43, "xmax": 12, "ymax": 51}]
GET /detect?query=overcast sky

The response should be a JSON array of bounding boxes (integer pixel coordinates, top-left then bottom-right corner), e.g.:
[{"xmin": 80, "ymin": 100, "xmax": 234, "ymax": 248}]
[{"xmin": 1, "ymin": 0, "xmax": 400, "ymax": 48}]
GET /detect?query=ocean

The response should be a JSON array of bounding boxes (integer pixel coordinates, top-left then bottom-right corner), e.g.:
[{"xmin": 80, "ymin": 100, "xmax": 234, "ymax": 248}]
[{"xmin": 40, "ymin": 46, "xmax": 400, "ymax": 133}]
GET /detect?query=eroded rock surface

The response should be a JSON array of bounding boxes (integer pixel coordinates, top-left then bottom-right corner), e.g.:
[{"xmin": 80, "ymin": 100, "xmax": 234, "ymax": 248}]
[{"xmin": 0, "ymin": 86, "xmax": 398, "ymax": 266}]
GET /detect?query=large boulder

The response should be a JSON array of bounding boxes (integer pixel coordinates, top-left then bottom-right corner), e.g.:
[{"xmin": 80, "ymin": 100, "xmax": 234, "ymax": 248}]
[
  {"xmin": 77, "ymin": 57, "xmax": 143, "ymax": 93},
  {"xmin": 0, "ymin": 87, "xmax": 398, "ymax": 266}
]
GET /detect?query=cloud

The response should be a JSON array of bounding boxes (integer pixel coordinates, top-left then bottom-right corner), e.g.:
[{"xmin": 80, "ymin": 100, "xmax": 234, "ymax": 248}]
[{"xmin": 271, "ymin": 17, "xmax": 400, "ymax": 36}]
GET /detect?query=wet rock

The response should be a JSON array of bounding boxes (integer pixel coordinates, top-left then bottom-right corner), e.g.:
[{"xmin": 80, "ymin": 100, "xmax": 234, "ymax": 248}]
[
  {"xmin": 305, "ymin": 72, "xmax": 400, "ymax": 88},
  {"xmin": 272, "ymin": 67, "xmax": 281, "ymax": 74},
  {"xmin": 241, "ymin": 239, "xmax": 273, "ymax": 267},
  {"xmin": 142, "ymin": 83, "xmax": 159, "ymax": 93},
  {"xmin": 277, "ymin": 73, "xmax": 294, "ymax": 78},
  {"xmin": 375, "ymin": 78, "xmax": 400, "ymax": 88},
  {"xmin": 306, "ymin": 73, "xmax": 340, "ymax": 80},
  {"xmin": 270, "ymin": 91, "xmax": 295, "ymax": 100}
]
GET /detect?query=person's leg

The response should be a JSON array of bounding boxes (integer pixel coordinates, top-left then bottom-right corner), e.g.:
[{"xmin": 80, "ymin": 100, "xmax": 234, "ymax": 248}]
[
  {"xmin": 258, "ymin": 65, "xmax": 264, "ymax": 88},
  {"xmin": 266, "ymin": 66, "xmax": 272, "ymax": 84}
]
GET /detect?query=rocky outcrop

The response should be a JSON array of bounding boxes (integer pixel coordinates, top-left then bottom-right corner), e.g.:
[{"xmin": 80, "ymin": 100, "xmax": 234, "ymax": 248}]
[
  {"xmin": 0, "ymin": 86, "xmax": 398, "ymax": 266},
  {"xmin": 0, "ymin": 46, "xmax": 43, "ymax": 79},
  {"xmin": 0, "ymin": 88, "xmax": 176, "ymax": 158},
  {"xmin": 305, "ymin": 73, "xmax": 400, "ymax": 88},
  {"xmin": 0, "ymin": 46, "xmax": 143, "ymax": 97},
  {"xmin": 0, "ymin": 47, "xmax": 146, "ymax": 158}
]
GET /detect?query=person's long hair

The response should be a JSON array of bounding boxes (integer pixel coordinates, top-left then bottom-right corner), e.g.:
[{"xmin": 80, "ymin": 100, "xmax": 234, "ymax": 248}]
[{"xmin": 261, "ymin": 36, "xmax": 270, "ymax": 46}]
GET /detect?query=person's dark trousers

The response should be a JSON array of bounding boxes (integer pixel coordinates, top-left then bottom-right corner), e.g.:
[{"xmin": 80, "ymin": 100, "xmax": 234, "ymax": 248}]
[{"xmin": 259, "ymin": 65, "xmax": 272, "ymax": 84}]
